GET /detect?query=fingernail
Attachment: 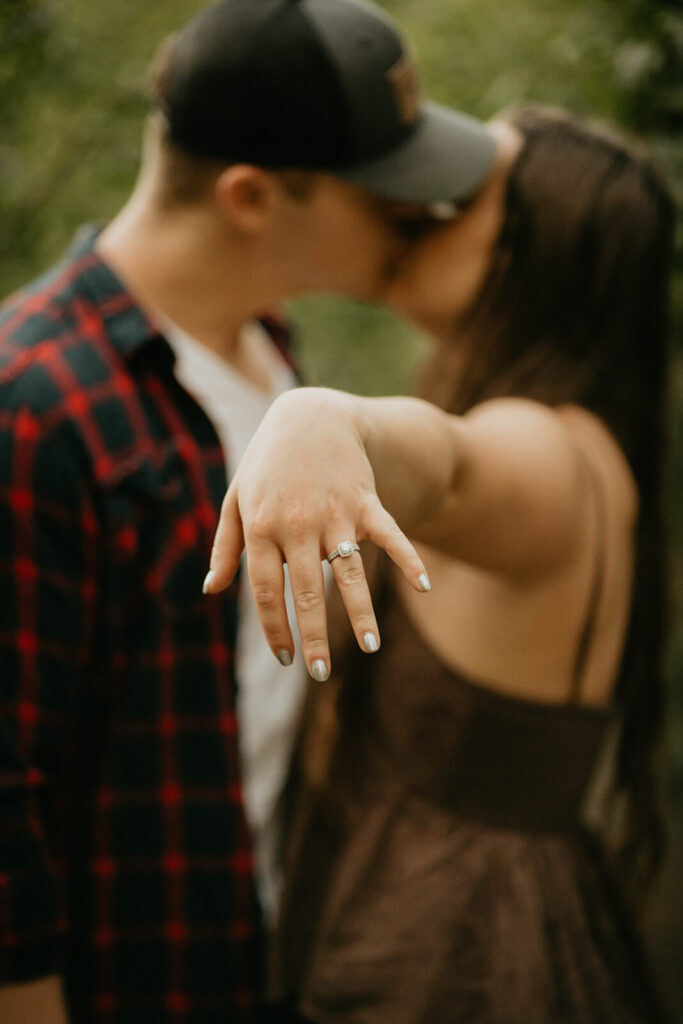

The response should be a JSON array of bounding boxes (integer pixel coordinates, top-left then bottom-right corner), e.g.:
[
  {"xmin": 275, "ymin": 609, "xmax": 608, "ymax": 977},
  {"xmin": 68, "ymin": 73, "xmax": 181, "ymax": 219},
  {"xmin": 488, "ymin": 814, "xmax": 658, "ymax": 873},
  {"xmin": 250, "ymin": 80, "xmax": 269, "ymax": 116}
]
[
  {"xmin": 311, "ymin": 659, "xmax": 329, "ymax": 682},
  {"xmin": 203, "ymin": 570, "xmax": 217, "ymax": 595},
  {"xmin": 363, "ymin": 632, "xmax": 379, "ymax": 653},
  {"xmin": 276, "ymin": 649, "xmax": 293, "ymax": 667},
  {"xmin": 418, "ymin": 572, "xmax": 432, "ymax": 593}
]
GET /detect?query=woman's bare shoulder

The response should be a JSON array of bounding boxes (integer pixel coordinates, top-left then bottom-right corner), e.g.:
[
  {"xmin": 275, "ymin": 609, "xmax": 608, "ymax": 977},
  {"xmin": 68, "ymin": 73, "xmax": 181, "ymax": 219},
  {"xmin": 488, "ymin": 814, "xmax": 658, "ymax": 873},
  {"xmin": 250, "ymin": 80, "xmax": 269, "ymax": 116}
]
[
  {"xmin": 556, "ymin": 403, "xmax": 639, "ymax": 529},
  {"xmin": 462, "ymin": 397, "xmax": 638, "ymax": 523},
  {"xmin": 429, "ymin": 396, "xmax": 639, "ymax": 580}
]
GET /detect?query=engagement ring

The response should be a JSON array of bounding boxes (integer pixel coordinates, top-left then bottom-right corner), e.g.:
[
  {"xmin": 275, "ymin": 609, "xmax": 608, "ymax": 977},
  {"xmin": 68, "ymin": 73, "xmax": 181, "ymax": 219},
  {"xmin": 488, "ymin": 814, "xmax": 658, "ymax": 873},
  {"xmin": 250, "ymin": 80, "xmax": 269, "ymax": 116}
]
[{"xmin": 326, "ymin": 541, "xmax": 360, "ymax": 563}]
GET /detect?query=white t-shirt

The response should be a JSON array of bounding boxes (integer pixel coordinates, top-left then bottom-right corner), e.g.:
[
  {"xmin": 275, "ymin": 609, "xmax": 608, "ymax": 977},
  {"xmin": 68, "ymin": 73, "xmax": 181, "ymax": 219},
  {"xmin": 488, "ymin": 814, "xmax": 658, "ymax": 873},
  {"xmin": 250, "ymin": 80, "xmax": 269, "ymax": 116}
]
[{"xmin": 165, "ymin": 318, "xmax": 308, "ymax": 922}]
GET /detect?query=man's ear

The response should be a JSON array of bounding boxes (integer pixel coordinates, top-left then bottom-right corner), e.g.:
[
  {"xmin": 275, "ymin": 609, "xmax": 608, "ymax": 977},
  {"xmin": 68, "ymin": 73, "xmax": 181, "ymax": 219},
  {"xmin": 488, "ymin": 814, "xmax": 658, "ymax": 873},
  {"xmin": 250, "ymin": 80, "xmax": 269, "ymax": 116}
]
[{"xmin": 215, "ymin": 165, "xmax": 275, "ymax": 233}]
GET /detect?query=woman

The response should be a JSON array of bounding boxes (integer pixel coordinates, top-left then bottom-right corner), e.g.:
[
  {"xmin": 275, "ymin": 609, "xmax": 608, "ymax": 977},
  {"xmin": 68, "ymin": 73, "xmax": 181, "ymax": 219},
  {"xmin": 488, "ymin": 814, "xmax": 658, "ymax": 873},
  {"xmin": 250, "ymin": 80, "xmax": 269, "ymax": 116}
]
[{"xmin": 206, "ymin": 107, "xmax": 674, "ymax": 1022}]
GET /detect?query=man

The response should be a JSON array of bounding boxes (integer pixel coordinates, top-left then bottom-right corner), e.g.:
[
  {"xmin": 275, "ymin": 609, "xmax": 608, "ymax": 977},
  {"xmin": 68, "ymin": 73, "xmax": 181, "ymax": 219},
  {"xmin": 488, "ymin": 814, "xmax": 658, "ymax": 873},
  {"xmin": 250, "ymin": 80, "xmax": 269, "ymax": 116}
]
[{"xmin": 0, "ymin": 0, "xmax": 497, "ymax": 1019}]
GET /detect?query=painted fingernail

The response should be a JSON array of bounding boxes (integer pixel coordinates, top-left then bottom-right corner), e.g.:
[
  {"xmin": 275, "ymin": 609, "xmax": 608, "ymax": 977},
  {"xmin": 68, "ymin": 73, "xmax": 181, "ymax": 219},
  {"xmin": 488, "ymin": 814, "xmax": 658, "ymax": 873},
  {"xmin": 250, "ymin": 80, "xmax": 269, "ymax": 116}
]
[
  {"xmin": 311, "ymin": 659, "xmax": 329, "ymax": 682},
  {"xmin": 363, "ymin": 632, "xmax": 379, "ymax": 654},
  {"xmin": 203, "ymin": 570, "xmax": 217, "ymax": 595},
  {"xmin": 418, "ymin": 573, "xmax": 432, "ymax": 593},
  {"xmin": 276, "ymin": 649, "xmax": 293, "ymax": 667}
]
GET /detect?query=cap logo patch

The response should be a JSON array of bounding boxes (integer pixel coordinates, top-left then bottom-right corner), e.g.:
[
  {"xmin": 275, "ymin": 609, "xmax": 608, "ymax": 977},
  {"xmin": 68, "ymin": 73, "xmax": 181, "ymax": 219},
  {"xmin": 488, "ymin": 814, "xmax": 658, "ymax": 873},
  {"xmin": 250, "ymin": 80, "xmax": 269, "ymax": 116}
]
[{"xmin": 387, "ymin": 52, "xmax": 420, "ymax": 125}]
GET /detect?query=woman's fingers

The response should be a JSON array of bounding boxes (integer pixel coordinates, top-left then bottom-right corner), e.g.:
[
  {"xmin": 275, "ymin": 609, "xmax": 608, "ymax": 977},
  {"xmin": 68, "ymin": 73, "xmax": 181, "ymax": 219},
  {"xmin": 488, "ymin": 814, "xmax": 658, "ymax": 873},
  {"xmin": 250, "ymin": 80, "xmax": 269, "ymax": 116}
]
[
  {"xmin": 286, "ymin": 543, "xmax": 331, "ymax": 681},
  {"xmin": 362, "ymin": 503, "xmax": 431, "ymax": 593},
  {"xmin": 326, "ymin": 538, "xmax": 381, "ymax": 655},
  {"xmin": 203, "ymin": 489, "xmax": 244, "ymax": 595},
  {"xmin": 246, "ymin": 538, "xmax": 295, "ymax": 667},
  {"xmin": 203, "ymin": 465, "xmax": 431, "ymax": 676}
]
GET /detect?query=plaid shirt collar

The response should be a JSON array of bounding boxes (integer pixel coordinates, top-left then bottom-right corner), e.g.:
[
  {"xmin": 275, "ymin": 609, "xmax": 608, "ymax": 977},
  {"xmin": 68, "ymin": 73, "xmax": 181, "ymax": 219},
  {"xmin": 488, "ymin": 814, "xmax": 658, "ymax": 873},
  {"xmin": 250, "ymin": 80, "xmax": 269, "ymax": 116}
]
[
  {"xmin": 65, "ymin": 226, "xmax": 298, "ymax": 381},
  {"xmin": 65, "ymin": 224, "xmax": 170, "ymax": 362}
]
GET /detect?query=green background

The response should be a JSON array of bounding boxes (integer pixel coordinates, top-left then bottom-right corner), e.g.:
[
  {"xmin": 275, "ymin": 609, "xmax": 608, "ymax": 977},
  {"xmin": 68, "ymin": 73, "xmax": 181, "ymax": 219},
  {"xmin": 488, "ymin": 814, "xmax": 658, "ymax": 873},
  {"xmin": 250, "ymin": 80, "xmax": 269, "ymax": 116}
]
[{"xmin": 2, "ymin": 0, "xmax": 682, "ymax": 1012}]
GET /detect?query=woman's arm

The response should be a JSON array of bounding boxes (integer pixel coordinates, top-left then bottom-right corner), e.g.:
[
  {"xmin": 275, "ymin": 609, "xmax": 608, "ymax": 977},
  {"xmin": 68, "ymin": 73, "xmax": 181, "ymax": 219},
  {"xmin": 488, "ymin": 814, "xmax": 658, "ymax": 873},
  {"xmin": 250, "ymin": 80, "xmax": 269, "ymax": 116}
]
[
  {"xmin": 204, "ymin": 387, "xmax": 605, "ymax": 678},
  {"xmin": 390, "ymin": 395, "xmax": 593, "ymax": 576}
]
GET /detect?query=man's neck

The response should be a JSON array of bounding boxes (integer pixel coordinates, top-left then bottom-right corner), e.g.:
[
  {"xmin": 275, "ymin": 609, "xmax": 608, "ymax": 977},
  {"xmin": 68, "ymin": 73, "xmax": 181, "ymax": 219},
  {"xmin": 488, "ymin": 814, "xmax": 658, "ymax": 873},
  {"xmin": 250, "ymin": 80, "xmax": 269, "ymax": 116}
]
[{"xmin": 96, "ymin": 194, "xmax": 277, "ymax": 361}]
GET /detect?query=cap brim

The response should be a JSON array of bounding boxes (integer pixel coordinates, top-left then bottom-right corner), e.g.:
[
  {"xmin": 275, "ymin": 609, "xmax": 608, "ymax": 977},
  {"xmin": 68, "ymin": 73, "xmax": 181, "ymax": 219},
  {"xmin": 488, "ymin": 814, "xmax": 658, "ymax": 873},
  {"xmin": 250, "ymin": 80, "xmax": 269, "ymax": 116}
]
[{"xmin": 335, "ymin": 101, "xmax": 497, "ymax": 204}]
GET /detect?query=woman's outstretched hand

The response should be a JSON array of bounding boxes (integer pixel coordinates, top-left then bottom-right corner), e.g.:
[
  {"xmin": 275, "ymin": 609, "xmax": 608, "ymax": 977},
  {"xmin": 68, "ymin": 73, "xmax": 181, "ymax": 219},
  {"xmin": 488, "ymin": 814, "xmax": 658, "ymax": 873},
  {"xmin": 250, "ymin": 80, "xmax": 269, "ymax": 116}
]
[{"xmin": 203, "ymin": 388, "xmax": 431, "ymax": 681}]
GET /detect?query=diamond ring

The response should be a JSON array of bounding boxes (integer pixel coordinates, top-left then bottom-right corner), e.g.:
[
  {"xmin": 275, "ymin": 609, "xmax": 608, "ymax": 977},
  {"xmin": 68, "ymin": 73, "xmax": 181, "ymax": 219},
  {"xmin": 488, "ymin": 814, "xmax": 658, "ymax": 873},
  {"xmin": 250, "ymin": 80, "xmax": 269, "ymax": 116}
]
[{"xmin": 326, "ymin": 540, "xmax": 361, "ymax": 563}]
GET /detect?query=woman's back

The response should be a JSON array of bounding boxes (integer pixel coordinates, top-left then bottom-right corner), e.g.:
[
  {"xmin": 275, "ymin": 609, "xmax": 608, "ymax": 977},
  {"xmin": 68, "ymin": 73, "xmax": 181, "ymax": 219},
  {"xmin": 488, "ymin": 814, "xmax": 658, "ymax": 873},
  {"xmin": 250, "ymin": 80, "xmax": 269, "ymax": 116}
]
[{"xmin": 400, "ymin": 403, "xmax": 637, "ymax": 709}]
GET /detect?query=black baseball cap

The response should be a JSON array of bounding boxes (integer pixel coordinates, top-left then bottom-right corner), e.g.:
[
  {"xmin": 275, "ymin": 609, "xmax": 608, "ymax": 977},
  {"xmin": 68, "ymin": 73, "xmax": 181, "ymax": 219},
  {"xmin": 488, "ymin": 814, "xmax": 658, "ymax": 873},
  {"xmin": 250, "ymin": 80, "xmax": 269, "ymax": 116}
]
[{"xmin": 160, "ymin": 0, "xmax": 497, "ymax": 204}]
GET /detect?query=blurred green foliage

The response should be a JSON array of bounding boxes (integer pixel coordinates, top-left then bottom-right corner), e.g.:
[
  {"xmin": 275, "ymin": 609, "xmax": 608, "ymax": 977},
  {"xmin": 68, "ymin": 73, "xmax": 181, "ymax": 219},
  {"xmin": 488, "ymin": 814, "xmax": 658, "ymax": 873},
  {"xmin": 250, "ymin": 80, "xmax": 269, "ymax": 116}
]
[{"xmin": 1, "ymin": 0, "xmax": 682, "ymax": 1003}]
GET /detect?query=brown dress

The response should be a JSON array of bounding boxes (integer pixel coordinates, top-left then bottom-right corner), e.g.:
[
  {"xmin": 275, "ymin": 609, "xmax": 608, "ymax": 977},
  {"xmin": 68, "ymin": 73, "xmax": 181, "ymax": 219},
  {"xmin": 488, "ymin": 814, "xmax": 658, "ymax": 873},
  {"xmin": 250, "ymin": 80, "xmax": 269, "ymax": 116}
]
[{"xmin": 272, "ymin": 533, "xmax": 667, "ymax": 1022}]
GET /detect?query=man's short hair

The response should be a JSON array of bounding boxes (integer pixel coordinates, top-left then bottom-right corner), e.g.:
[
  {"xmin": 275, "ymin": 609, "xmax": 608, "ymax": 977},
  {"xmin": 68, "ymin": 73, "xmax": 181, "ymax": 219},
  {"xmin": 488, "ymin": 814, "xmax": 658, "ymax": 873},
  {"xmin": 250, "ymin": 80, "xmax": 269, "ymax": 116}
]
[{"xmin": 149, "ymin": 35, "xmax": 315, "ymax": 207}]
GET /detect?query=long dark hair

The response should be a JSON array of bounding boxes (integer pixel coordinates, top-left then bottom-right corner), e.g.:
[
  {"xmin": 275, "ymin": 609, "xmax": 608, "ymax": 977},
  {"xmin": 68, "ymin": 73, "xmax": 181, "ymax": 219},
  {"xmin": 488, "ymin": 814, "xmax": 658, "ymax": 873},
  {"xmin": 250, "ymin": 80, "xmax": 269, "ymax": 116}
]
[{"xmin": 418, "ymin": 105, "xmax": 675, "ymax": 903}]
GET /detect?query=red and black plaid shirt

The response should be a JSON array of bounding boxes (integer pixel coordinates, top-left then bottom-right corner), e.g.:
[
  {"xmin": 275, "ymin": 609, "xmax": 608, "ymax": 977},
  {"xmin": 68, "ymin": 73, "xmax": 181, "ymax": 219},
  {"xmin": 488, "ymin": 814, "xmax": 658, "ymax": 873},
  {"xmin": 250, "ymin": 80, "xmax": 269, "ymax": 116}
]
[{"xmin": 0, "ymin": 227, "xmax": 267, "ymax": 1022}]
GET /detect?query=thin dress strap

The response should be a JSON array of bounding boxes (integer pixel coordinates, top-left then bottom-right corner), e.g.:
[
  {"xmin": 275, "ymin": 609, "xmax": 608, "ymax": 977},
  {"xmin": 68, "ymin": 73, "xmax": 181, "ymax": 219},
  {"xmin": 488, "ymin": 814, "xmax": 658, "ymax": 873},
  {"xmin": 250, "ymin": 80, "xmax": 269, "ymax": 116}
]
[{"xmin": 569, "ymin": 453, "xmax": 607, "ymax": 702}]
